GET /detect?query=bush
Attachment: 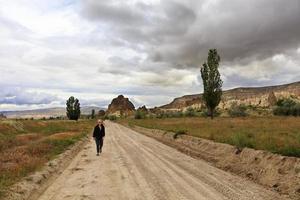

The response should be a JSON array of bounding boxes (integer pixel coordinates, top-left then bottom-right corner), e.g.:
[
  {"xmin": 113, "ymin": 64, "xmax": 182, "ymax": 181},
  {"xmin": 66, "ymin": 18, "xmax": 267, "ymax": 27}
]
[
  {"xmin": 170, "ymin": 111, "xmax": 184, "ymax": 118},
  {"xmin": 135, "ymin": 111, "xmax": 146, "ymax": 119},
  {"xmin": 200, "ymin": 109, "xmax": 220, "ymax": 117},
  {"xmin": 184, "ymin": 107, "xmax": 197, "ymax": 117},
  {"xmin": 277, "ymin": 146, "xmax": 300, "ymax": 157},
  {"xmin": 273, "ymin": 98, "xmax": 300, "ymax": 116},
  {"xmin": 228, "ymin": 103, "xmax": 247, "ymax": 117},
  {"xmin": 228, "ymin": 132, "xmax": 255, "ymax": 149},
  {"xmin": 156, "ymin": 113, "xmax": 165, "ymax": 119},
  {"xmin": 276, "ymin": 98, "xmax": 296, "ymax": 107},
  {"xmin": 155, "ymin": 111, "xmax": 184, "ymax": 119},
  {"xmin": 173, "ymin": 130, "xmax": 187, "ymax": 139},
  {"xmin": 105, "ymin": 115, "xmax": 117, "ymax": 121}
]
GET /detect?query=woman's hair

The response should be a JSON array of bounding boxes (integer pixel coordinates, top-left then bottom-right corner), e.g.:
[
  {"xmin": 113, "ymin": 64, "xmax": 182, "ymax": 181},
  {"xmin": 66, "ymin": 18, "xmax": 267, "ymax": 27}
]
[{"xmin": 97, "ymin": 119, "xmax": 105, "ymax": 126}]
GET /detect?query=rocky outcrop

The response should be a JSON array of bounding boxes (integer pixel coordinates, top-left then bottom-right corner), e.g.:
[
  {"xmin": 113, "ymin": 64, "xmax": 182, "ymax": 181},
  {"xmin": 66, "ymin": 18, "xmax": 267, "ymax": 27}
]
[
  {"xmin": 106, "ymin": 95, "xmax": 135, "ymax": 116},
  {"xmin": 149, "ymin": 107, "xmax": 161, "ymax": 114},
  {"xmin": 137, "ymin": 105, "xmax": 148, "ymax": 113},
  {"xmin": 268, "ymin": 91, "xmax": 277, "ymax": 106},
  {"xmin": 160, "ymin": 95, "xmax": 202, "ymax": 110},
  {"xmin": 160, "ymin": 81, "xmax": 300, "ymax": 111}
]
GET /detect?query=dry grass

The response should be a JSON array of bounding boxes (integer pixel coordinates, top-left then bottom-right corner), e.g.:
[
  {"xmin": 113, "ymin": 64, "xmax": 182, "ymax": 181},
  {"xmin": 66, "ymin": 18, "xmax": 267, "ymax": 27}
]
[
  {"xmin": 48, "ymin": 132, "xmax": 81, "ymax": 140},
  {"xmin": 0, "ymin": 119, "xmax": 96, "ymax": 198},
  {"xmin": 119, "ymin": 116, "xmax": 300, "ymax": 157}
]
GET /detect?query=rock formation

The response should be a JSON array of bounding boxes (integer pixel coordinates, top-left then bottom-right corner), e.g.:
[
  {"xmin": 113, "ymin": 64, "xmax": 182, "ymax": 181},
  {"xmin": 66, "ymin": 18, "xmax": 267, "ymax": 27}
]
[
  {"xmin": 106, "ymin": 95, "xmax": 135, "ymax": 116},
  {"xmin": 160, "ymin": 81, "xmax": 300, "ymax": 111},
  {"xmin": 137, "ymin": 105, "xmax": 148, "ymax": 113},
  {"xmin": 267, "ymin": 91, "xmax": 277, "ymax": 106}
]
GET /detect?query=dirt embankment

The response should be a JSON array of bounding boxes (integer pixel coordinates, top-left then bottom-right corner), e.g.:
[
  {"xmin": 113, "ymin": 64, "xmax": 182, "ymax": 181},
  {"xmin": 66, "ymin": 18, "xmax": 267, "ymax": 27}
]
[{"xmin": 130, "ymin": 125, "xmax": 300, "ymax": 200}]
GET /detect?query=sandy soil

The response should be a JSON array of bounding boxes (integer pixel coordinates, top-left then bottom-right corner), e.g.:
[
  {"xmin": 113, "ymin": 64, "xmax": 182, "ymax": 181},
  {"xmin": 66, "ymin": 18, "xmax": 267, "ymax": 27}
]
[{"xmin": 35, "ymin": 121, "xmax": 287, "ymax": 200}]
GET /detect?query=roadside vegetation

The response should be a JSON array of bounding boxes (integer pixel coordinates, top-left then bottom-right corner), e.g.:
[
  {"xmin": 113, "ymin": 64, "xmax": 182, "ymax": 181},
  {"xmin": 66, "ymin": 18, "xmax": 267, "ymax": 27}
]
[
  {"xmin": 0, "ymin": 119, "xmax": 95, "ymax": 198},
  {"xmin": 228, "ymin": 103, "xmax": 248, "ymax": 117},
  {"xmin": 118, "ymin": 116, "xmax": 300, "ymax": 158},
  {"xmin": 273, "ymin": 98, "xmax": 300, "ymax": 116}
]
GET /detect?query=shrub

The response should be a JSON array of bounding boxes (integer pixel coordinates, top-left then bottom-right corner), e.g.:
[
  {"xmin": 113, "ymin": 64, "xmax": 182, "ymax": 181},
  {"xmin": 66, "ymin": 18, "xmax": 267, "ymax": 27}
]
[
  {"xmin": 173, "ymin": 130, "xmax": 187, "ymax": 139},
  {"xmin": 273, "ymin": 98, "xmax": 300, "ymax": 116},
  {"xmin": 228, "ymin": 132, "xmax": 255, "ymax": 149},
  {"xmin": 228, "ymin": 103, "xmax": 247, "ymax": 117},
  {"xmin": 172, "ymin": 111, "xmax": 184, "ymax": 118},
  {"xmin": 156, "ymin": 113, "xmax": 165, "ymax": 119},
  {"xmin": 277, "ymin": 146, "xmax": 300, "ymax": 157},
  {"xmin": 200, "ymin": 109, "xmax": 220, "ymax": 117},
  {"xmin": 276, "ymin": 98, "xmax": 296, "ymax": 107},
  {"xmin": 105, "ymin": 115, "xmax": 117, "ymax": 121},
  {"xmin": 155, "ymin": 111, "xmax": 184, "ymax": 119},
  {"xmin": 184, "ymin": 107, "xmax": 197, "ymax": 117},
  {"xmin": 134, "ymin": 111, "xmax": 146, "ymax": 119}
]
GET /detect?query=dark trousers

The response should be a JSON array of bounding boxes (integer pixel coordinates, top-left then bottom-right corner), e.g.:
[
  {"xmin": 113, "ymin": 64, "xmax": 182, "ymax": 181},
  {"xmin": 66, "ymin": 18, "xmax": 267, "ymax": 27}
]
[{"xmin": 95, "ymin": 138, "xmax": 103, "ymax": 153}]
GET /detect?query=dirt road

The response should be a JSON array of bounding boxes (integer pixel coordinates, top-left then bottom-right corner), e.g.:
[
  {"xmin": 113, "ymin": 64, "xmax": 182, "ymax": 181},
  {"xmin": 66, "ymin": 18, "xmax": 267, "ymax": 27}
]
[{"xmin": 36, "ymin": 121, "xmax": 286, "ymax": 200}]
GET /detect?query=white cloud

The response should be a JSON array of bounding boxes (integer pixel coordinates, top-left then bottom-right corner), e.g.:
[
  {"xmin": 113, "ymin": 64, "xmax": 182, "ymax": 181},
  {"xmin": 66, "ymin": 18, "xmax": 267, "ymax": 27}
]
[{"xmin": 0, "ymin": 0, "xmax": 300, "ymax": 111}]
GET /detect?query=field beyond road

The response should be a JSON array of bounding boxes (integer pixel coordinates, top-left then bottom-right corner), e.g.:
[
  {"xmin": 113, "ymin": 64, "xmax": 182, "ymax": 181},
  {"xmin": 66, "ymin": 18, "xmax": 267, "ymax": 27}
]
[
  {"xmin": 118, "ymin": 117, "xmax": 300, "ymax": 157},
  {"xmin": 0, "ymin": 119, "xmax": 95, "ymax": 198}
]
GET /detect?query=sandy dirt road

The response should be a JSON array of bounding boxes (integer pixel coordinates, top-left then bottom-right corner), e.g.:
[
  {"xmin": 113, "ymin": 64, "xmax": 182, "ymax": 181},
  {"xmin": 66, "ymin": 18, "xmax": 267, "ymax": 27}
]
[{"xmin": 35, "ymin": 121, "xmax": 287, "ymax": 200}]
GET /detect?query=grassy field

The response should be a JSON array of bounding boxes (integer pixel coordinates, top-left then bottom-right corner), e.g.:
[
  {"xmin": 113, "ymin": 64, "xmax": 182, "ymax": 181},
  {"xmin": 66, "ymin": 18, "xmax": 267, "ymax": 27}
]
[
  {"xmin": 118, "ymin": 117, "xmax": 300, "ymax": 158},
  {"xmin": 0, "ymin": 119, "xmax": 95, "ymax": 198}
]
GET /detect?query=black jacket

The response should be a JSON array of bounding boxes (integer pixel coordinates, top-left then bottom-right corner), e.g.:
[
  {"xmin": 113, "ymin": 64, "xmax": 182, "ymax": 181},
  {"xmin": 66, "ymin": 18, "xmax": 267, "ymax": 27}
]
[{"xmin": 93, "ymin": 124, "xmax": 105, "ymax": 139}]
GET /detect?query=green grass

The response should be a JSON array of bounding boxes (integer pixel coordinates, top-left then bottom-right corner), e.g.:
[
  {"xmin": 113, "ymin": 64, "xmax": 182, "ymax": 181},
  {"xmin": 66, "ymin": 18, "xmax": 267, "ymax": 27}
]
[
  {"xmin": 118, "ymin": 116, "xmax": 300, "ymax": 157},
  {"xmin": 0, "ymin": 119, "xmax": 96, "ymax": 199}
]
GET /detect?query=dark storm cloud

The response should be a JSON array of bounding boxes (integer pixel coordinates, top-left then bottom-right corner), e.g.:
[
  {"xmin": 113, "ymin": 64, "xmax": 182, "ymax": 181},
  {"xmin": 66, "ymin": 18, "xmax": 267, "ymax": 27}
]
[
  {"xmin": 81, "ymin": 1, "xmax": 147, "ymax": 26},
  {"xmin": 81, "ymin": 0, "xmax": 196, "ymax": 45},
  {"xmin": 81, "ymin": 0, "xmax": 300, "ymax": 68}
]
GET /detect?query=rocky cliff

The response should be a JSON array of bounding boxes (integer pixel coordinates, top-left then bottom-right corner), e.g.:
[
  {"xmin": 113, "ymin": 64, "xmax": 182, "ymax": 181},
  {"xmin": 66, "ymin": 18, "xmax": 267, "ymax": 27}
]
[
  {"xmin": 160, "ymin": 81, "xmax": 300, "ymax": 110},
  {"xmin": 106, "ymin": 95, "xmax": 135, "ymax": 116}
]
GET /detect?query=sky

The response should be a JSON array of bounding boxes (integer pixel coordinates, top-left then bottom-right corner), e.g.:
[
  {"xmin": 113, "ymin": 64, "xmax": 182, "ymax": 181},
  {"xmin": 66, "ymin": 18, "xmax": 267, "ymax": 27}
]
[{"xmin": 0, "ymin": 0, "xmax": 300, "ymax": 111}]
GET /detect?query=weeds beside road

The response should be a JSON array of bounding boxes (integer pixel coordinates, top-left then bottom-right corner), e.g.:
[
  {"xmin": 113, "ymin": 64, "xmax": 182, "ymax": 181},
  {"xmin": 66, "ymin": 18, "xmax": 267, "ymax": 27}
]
[
  {"xmin": 0, "ymin": 119, "xmax": 95, "ymax": 198},
  {"xmin": 118, "ymin": 116, "xmax": 300, "ymax": 158}
]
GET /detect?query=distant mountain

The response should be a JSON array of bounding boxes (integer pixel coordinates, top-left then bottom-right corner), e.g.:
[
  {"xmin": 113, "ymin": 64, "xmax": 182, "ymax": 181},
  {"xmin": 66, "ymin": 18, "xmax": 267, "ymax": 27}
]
[
  {"xmin": 1, "ymin": 106, "xmax": 105, "ymax": 119},
  {"xmin": 160, "ymin": 81, "xmax": 300, "ymax": 110}
]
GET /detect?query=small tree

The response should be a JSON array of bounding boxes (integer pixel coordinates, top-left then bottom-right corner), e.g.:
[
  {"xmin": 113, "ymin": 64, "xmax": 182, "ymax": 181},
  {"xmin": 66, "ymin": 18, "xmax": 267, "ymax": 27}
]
[
  {"xmin": 200, "ymin": 49, "xmax": 223, "ymax": 119},
  {"xmin": 98, "ymin": 110, "xmax": 106, "ymax": 117},
  {"xmin": 66, "ymin": 96, "xmax": 81, "ymax": 120},
  {"xmin": 91, "ymin": 109, "xmax": 95, "ymax": 119}
]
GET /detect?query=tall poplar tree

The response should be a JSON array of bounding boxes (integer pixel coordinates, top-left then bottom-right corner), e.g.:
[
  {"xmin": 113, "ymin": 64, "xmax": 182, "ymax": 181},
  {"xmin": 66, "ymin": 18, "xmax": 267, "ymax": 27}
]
[
  {"xmin": 200, "ymin": 49, "xmax": 223, "ymax": 119},
  {"xmin": 66, "ymin": 96, "xmax": 81, "ymax": 120}
]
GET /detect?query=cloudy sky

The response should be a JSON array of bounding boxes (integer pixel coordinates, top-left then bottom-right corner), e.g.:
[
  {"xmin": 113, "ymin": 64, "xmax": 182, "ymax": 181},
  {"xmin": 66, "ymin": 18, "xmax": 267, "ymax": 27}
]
[{"xmin": 0, "ymin": 0, "xmax": 300, "ymax": 111}]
